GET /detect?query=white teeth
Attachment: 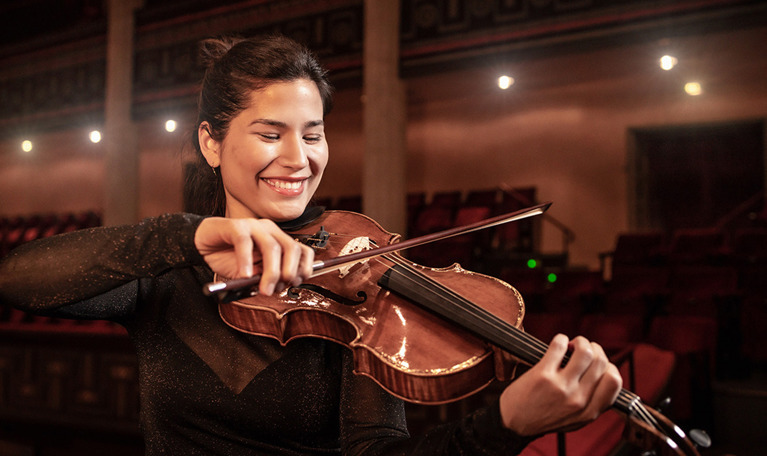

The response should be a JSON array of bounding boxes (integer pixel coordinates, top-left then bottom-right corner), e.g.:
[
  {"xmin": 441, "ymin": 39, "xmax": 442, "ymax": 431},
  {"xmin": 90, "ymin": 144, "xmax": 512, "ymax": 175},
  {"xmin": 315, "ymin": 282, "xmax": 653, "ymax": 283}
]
[{"xmin": 264, "ymin": 179, "xmax": 303, "ymax": 190}]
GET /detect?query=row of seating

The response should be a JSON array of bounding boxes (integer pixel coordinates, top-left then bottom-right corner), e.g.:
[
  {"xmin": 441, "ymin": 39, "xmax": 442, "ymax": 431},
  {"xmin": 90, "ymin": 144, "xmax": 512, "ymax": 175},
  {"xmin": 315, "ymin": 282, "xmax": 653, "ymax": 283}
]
[
  {"xmin": 601, "ymin": 227, "xmax": 767, "ymax": 369},
  {"xmin": 504, "ymin": 263, "xmax": 763, "ymax": 359},
  {"xmin": 0, "ymin": 211, "xmax": 116, "ymax": 334},
  {"xmin": 0, "ymin": 306, "xmax": 126, "ymax": 334},
  {"xmin": 0, "ymin": 186, "xmax": 538, "ymax": 265},
  {"xmin": 603, "ymin": 227, "xmax": 767, "ymax": 271},
  {"xmin": 0, "ymin": 210, "xmax": 101, "ymax": 257},
  {"xmin": 315, "ymin": 187, "xmax": 537, "ymax": 221},
  {"xmin": 505, "ymin": 264, "xmax": 764, "ymax": 316}
]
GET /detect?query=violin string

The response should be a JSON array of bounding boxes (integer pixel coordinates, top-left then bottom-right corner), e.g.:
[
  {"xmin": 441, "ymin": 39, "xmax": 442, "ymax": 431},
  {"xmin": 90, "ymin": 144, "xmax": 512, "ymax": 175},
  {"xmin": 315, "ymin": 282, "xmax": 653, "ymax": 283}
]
[
  {"xmin": 620, "ymin": 390, "xmax": 656, "ymax": 427},
  {"xmin": 635, "ymin": 401, "xmax": 661, "ymax": 429},
  {"xmin": 377, "ymin": 254, "xmax": 551, "ymax": 365},
  {"xmin": 371, "ymin": 255, "xmax": 668, "ymax": 439},
  {"xmin": 392, "ymin": 255, "xmax": 546, "ymax": 362}
]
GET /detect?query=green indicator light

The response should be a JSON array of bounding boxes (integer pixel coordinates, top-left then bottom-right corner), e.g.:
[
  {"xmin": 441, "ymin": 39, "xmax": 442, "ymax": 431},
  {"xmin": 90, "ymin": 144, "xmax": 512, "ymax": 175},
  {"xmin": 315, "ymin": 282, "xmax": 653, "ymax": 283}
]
[
  {"xmin": 547, "ymin": 273, "xmax": 558, "ymax": 283},
  {"xmin": 527, "ymin": 259, "xmax": 537, "ymax": 269}
]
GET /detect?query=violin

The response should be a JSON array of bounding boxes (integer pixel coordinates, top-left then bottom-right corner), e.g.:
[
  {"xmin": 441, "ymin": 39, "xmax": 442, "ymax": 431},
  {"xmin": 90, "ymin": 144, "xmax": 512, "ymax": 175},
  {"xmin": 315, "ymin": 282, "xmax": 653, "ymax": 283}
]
[{"xmin": 204, "ymin": 205, "xmax": 710, "ymax": 456}]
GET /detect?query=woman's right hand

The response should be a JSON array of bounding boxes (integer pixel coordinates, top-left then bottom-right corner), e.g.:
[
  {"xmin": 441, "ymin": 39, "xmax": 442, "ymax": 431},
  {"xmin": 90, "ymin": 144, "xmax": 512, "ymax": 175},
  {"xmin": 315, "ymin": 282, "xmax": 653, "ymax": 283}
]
[{"xmin": 194, "ymin": 217, "xmax": 315, "ymax": 296}]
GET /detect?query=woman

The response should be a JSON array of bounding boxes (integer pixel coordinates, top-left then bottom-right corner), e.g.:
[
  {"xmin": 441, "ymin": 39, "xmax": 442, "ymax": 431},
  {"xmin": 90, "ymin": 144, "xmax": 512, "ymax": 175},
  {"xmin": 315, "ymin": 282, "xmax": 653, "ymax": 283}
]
[{"xmin": 0, "ymin": 35, "xmax": 621, "ymax": 455}]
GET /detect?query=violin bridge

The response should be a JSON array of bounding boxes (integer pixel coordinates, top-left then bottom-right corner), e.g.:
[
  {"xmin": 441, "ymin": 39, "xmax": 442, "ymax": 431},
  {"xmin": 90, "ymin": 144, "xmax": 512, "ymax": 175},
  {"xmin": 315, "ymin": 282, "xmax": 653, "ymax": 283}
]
[{"xmin": 338, "ymin": 236, "xmax": 372, "ymax": 278}]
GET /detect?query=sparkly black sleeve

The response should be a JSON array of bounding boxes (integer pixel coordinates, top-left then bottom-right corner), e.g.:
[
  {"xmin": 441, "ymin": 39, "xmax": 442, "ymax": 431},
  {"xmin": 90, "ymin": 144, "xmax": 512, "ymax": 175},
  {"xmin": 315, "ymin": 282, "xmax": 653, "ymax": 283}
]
[{"xmin": 0, "ymin": 213, "xmax": 206, "ymax": 320}]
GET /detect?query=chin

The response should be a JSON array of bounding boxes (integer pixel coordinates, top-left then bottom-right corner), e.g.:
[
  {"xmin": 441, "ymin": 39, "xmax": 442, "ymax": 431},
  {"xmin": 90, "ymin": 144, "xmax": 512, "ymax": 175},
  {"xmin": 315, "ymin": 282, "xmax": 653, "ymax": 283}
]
[{"xmin": 269, "ymin": 203, "xmax": 307, "ymax": 222}]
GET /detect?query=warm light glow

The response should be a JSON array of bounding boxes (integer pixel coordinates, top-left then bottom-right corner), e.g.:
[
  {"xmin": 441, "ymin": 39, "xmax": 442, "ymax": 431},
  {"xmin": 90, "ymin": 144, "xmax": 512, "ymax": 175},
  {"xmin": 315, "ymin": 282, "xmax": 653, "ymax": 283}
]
[
  {"xmin": 659, "ymin": 55, "xmax": 678, "ymax": 71},
  {"xmin": 165, "ymin": 119, "xmax": 177, "ymax": 132},
  {"xmin": 21, "ymin": 140, "xmax": 33, "ymax": 153},
  {"xmin": 498, "ymin": 75, "xmax": 515, "ymax": 90},
  {"xmin": 684, "ymin": 82, "xmax": 702, "ymax": 96},
  {"xmin": 89, "ymin": 130, "xmax": 102, "ymax": 143}
]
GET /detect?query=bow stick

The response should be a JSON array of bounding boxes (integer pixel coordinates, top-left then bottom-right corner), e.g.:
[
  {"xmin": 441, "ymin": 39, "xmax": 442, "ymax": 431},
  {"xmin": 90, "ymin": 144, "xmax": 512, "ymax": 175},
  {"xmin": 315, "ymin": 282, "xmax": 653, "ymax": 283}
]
[{"xmin": 203, "ymin": 201, "xmax": 552, "ymax": 302}]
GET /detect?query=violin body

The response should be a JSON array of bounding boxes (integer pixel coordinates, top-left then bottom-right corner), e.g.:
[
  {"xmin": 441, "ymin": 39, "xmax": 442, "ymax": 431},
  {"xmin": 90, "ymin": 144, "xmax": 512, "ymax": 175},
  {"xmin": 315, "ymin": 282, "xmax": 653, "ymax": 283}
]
[{"xmin": 218, "ymin": 210, "xmax": 523, "ymax": 404}]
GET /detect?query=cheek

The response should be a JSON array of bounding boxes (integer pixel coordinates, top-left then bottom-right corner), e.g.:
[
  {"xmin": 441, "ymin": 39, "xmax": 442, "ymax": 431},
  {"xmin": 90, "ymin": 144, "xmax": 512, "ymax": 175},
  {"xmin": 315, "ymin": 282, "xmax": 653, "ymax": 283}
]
[
  {"xmin": 227, "ymin": 141, "xmax": 271, "ymax": 170},
  {"xmin": 311, "ymin": 144, "xmax": 330, "ymax": 174}
]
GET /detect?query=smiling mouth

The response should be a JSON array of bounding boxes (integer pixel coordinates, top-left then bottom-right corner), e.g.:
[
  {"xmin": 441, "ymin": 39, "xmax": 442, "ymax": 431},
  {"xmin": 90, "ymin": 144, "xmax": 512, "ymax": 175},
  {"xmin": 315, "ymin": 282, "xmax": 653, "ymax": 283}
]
[{"xmin": 262, "ymin": 178, "xmax": 306, "ymax": 191}]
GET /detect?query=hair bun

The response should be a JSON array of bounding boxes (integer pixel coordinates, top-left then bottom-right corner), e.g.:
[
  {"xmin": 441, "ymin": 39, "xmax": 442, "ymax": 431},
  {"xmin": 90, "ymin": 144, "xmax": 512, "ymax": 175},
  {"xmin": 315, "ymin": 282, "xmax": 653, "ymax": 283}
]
[{"xmin": 198, "ymin": 36, "xmax": 244, "ymax": 68}]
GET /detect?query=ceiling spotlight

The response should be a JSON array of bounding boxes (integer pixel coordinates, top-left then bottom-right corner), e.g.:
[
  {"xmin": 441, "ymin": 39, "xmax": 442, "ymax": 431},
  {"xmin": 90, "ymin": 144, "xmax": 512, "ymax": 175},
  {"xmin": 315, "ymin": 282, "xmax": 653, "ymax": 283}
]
[
  {"xmin": 165, "ymin": 119, "xmax": 177, "ymax": 132},
  {"xmin": 684, "ymin": 82, "xmax": 702, "ymax": 96},
  {"xmin": 498, "ymin": 75, "xmax": 515, "ymax": 90},
  {"xmin": 21, "ymin": 140, "xmax": 33, "ymax": 153},
  {"xmin": 89, "ymin": 130, "xmax": 102, "ymax": 143},
  {"xmin": 659, "ymin": 55, "xmax": 678, "ymax": 71}
]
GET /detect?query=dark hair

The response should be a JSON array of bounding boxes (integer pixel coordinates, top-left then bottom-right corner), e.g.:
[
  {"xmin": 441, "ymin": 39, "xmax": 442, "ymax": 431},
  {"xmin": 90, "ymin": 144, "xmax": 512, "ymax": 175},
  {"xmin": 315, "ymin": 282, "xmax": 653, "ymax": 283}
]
[{"xmin": 184, "ymin": 34, "xmax": 333, "ymax": 216}]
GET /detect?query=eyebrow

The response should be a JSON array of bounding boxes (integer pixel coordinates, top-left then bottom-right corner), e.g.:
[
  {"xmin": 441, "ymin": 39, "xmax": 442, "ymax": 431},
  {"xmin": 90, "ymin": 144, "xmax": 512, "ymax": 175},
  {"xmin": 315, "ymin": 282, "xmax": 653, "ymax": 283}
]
[{"xmin": 249, "ymin": 119, "xmax": 324, "ymax": 129}]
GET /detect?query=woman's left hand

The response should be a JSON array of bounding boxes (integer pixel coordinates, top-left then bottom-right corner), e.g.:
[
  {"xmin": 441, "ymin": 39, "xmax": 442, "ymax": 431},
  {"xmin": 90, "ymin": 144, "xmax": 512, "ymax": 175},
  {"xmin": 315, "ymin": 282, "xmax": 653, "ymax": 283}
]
[{"xmin": 498, "ymin": 334, "xmax": 623, "ymax": 437}]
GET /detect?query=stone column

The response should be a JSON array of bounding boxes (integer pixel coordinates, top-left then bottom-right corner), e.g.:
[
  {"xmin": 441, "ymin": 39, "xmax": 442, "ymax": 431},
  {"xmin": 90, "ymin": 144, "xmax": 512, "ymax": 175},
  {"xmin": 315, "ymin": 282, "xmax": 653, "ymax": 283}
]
[
  {"xmin": 363, "ymin": 0, "xmax": 407, "ymax": 236},
  {"xmin": 103, "ymin": 0, "xmax": 143, "ymax": 226}
]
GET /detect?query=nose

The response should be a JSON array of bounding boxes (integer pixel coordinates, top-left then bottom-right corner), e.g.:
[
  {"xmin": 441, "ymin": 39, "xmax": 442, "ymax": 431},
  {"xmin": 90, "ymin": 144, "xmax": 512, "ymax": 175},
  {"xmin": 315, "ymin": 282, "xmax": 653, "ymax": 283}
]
[{"xmin": 278, "ymin": 134, "xmax": 310, "ymax": 169}]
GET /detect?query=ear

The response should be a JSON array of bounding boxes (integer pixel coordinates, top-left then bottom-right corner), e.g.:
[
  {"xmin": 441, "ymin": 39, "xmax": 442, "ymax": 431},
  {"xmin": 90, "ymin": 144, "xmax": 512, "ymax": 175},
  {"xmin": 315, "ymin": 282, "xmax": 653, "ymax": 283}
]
[{"xmin": 198, "ymin": 122, "xmax": 221, "ymax": 168}]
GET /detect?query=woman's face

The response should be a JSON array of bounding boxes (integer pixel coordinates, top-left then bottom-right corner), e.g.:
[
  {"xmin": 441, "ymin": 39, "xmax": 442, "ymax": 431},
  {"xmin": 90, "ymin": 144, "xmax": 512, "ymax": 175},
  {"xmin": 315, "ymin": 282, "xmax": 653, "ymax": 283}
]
[{"xmin": 207, "ymin": 79, "xmax": 328, "ymax": 221}]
